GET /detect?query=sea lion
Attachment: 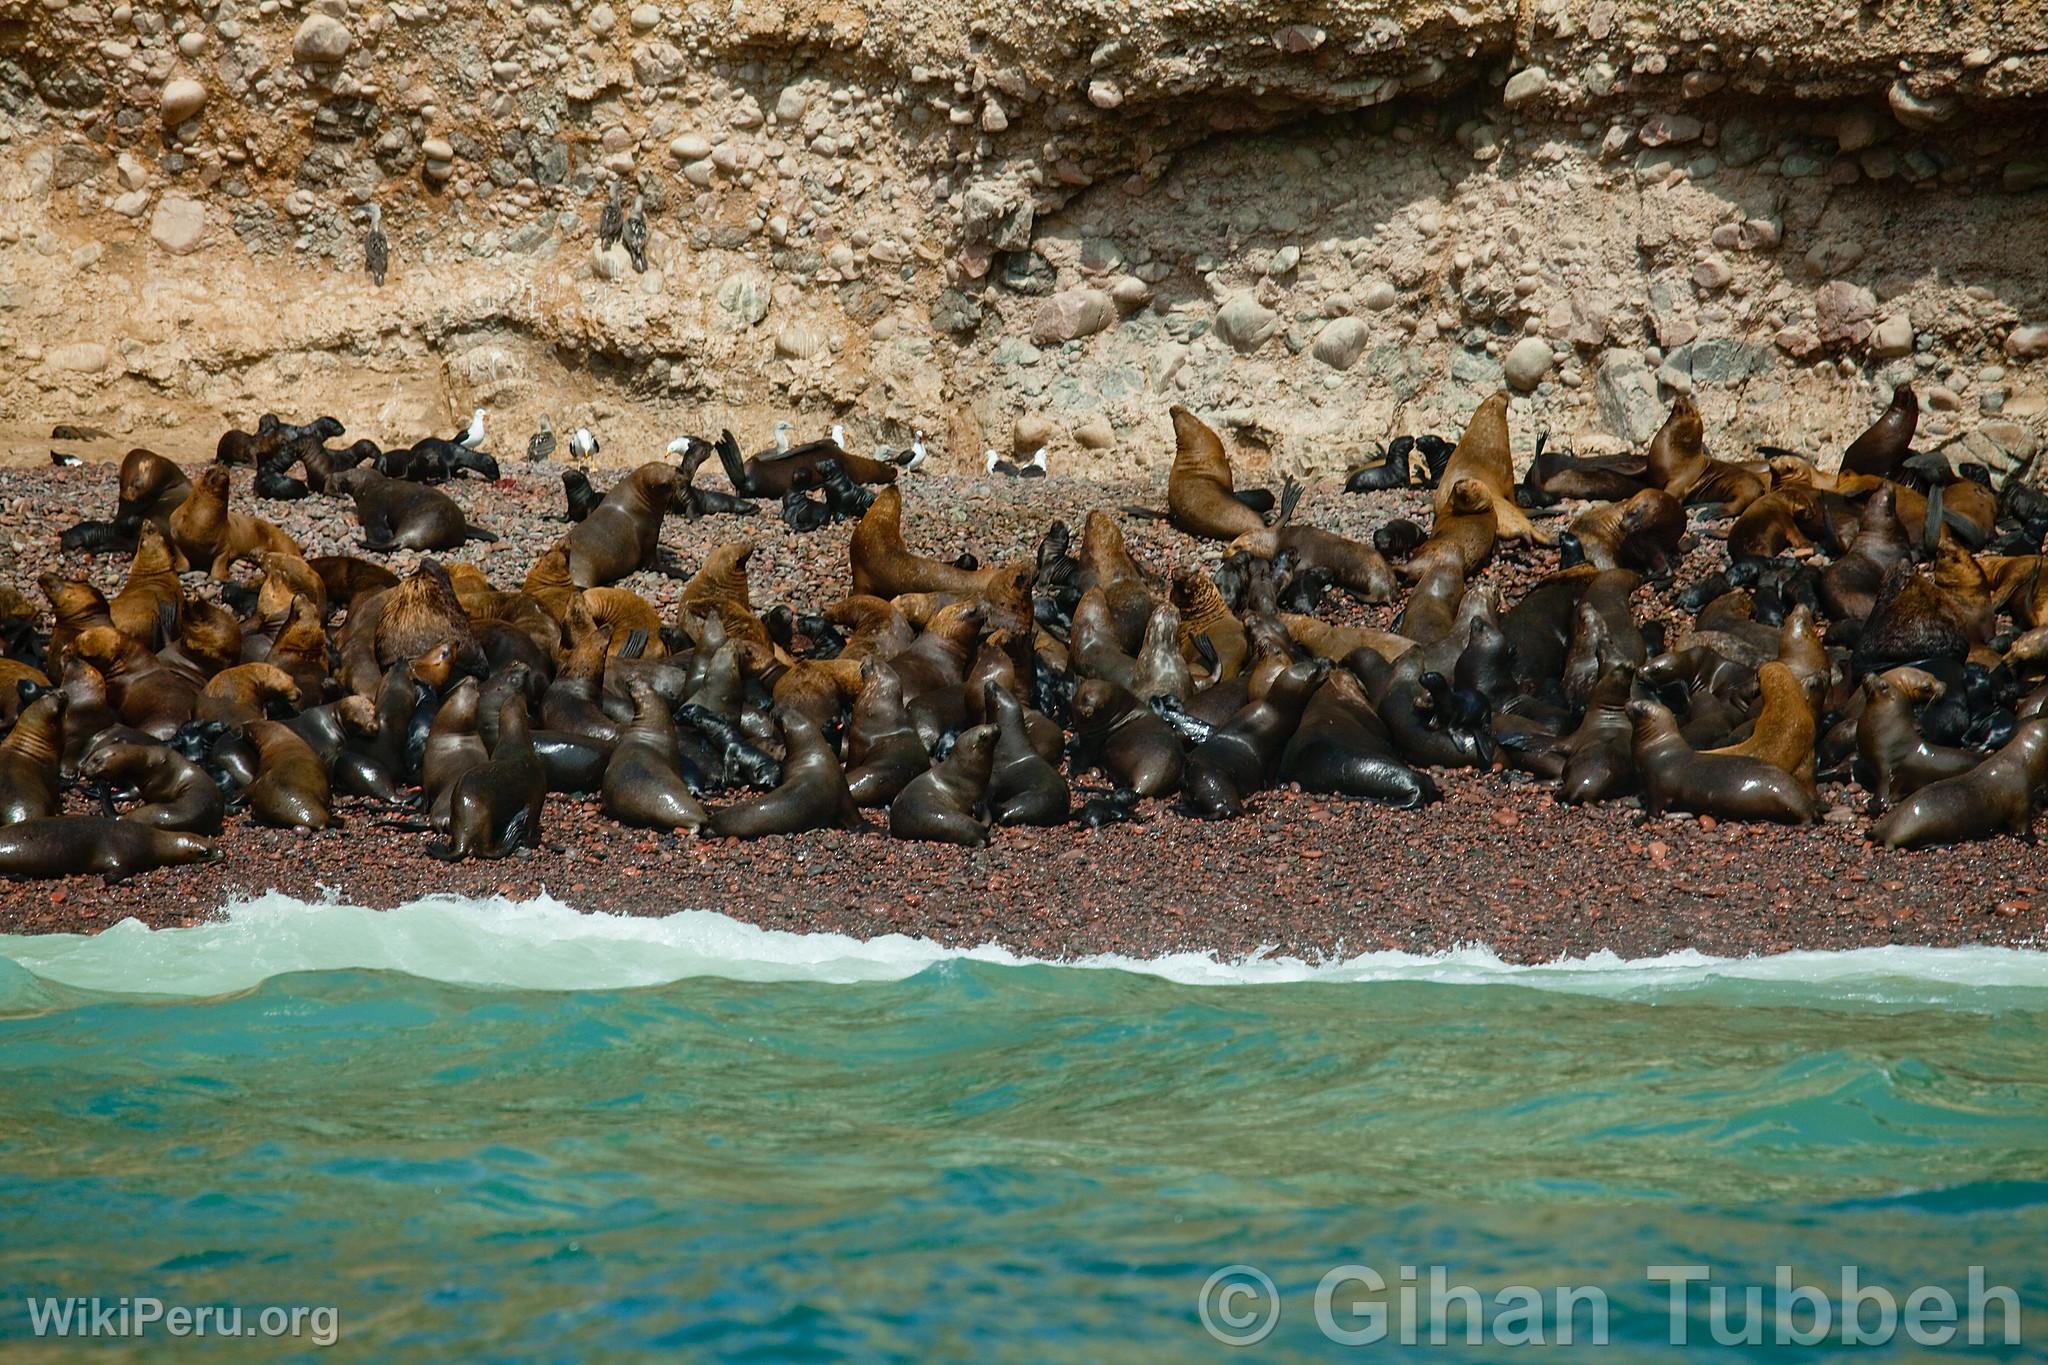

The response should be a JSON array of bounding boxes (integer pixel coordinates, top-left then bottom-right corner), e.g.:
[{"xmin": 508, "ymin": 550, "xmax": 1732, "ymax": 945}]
[
  {"xmin": 1070, "ymin": 678, "xmax": 1184, "ymax": 798},
  {"xmin": 1841, "ymin": 384, "xmax": 1918, "ymax": 479},
  {"xmin": 435, "ymin": 695, "xmax": 547, "ymax": 859},
  {"xmin": 1704, "ymin": 660, "xmax": 1817, "ymax": 792},
  {"xmin": 0, "ymin": 816, "xmax": 219, "ymax": 884},
  {"xmin": 1279, "ymin": 667, "xmax": 1435, "ymax": 808},
  {"xmin": 564, "ymin": 462, "xmax": 680, "ymax": 587},
  {"xmin": 1171, "ymin": 569, "xmax": 1249, "ymax": 681},
  {"xmin": 1873, "ymin": 718, "xmax": 2048, "ymax": 848},
  {"xmin": 243, "ymin": 720, "xmax": 334, "ymax": 830},
  {"xmin": 889, "ymin": 723, "xmax": 998, "ymax": 846},
  {"xmin": 1165, "ymin": 407, "xmax": 1270, "ymax": 541},
  {"xmin": 1851, "ymin": 561, "xmax": 1971, "ymax": 677},
  {"xmin": 843, "ymin": 658, "xmax": 932, "ymax": 807},
  {"xmin": 419, "ymin": 677, "xmax": 487, "ymax": 829},
  {"xmin": 601, "ymin": 680, "xmax": 709, "ymax": 832},
  {"xmin": 1070, "ymin": 588, "xmax": 1142, "ymax": 692},
  {"xmin": 1076, "ymin": 509, "xmax": 1159, "ymax": 650},
  {"xmin": 707, "ymin": 708, "xmax": 860, "ymax": 838},
  {"xmin": 113, "ymin": 447, "xmax": 193, "ymax": 532},
  {"xmin": 167, "ymin": 466, "xmax": 302, "ymax": 580},
  {"xmin": 1131, "ymin": 603, "xmax": 1194, "ymax": 702},
  {"xmin": 1228, "ymin": 525, "xmax": 1397, "ymax": 602},
  {"xmin": 849, "ymin": 486, "xmax": 1002, "ymax": 598},
  {"xmin": 1643, "ymin": 395, "xmax": 1767, "ymax": 514},
  {"xmin": 711, "ymin": 428, "xmax": 899, "ymax": 498},
  {"xmin": 329, "ymin": 468, "xmax": 497, "ymax": 551},
  {"xmin": 1854, "ymin": 669, "xmax": 1984, "ymax": 805},
  {"xmin": 108, "ymin": 524, "xmax": 184, "ymax": 645},
  {"xmin": 371, "ymin": 560, "xmax": 483, "ymax": 674},
  {"xmin": 1570, "ymin": 488, "xmax": 1689, "ymax": 575},
  {"xmin": 1627, "ymin": 698, "xmax": 1817, "ymax": 824},
  {"xmin": 1432, "ymin": 391, "xmax": 1542, "ymax": 543},
  {"xmin": 78, "ymin": 741, "xmax": 225, "ymax": 834},
  {"xmin": 983, "ymin": 681, "xmax": 1069, "ymax": 826},
  {"xmin": 1183, "ymin": 657, "xmax": 1328, "ymax": 818},
  {"xmin": 0, "ymin": 690, "xmax": 67, "ymax": 825}
]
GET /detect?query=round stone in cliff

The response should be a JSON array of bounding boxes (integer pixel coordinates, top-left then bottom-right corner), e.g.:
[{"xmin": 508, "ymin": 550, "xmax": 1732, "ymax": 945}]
[
  {"xmin": 292, "ymin": 14, "xmax": 353, "ymax": 65},
  {"xmin": 160, "ymin": 78, "xmax": 206, "ymax": 126},
  {"xmin": 1073, "ymin": 415, "xmax": 1116, "ymax": 450},
  {"xmin": 149, "ymin": 195, "xmax": 206, "ymax": 254},
  {"xmin": 1311, "ymin": 317, "xmax": 1369, "ymax": 371},
  {"xmin": 669, "ymin": 133, "xmax": 712, "ymax": 162},
  {"xmin": 1013, "ymin": 412, "xmax": 1055, "ymax": 455},
  {"xmin": 1502, "ymin": 337, "xmax": 1554, "ymax": 392},
  {"xmin": 1214, "ymin": 293, "xmax": 1280, "ymax": 354},
  {"xmin": 775, "ymin": 321, "xmax": 827, "ymax": 360}
]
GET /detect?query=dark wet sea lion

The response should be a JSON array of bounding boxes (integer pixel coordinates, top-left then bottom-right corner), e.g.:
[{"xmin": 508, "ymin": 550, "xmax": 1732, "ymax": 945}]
[
  {"xmin": 984, "ymin": 681, "xmax": 1069, "ymax": 826},
  {"xmin": 1851, "ymin": 561, "xmax": 1971, "ymax": 678},
  {"xmin": 1279, "ymin": 667, "xmax": 1435, "ymax": 808},
  {"xmin": 565, "ymin": 462, "xmax": 680, "ymax": 587},
  {"xmin": 329, "ymin": 468, "xmax": 497, "ymax": 551},
  {"xmin": 167, "ymin": 467, "xmax": 303, "ymax": 580},
  {"xmin": 1841, "ymin": 384, "xmax": 1918, "ymax": 479},
  {"xmin": 712, "ymin": 429, "xmax": 899, "ymax": 498},
  {"xmin": 0, "ymin": 816, "xmax": 219, "ymax": 884},
  {"xmin": 78, "ymin": 741, "xmax": 225, "ymax": 834},
  {"xmin": 889, "ymin": 723, "xmax": 997, "ymax": 846},
  {"xmin": 1070, "ymin": 678, "xmax": 1184, "ymax": 798},
  {"xmin": 1554, "ymin": 660, "xmax": 1638, "ymax": 803},
  {"xmin": 844, "ymin": 658, "xmax": 931, "ymax": 807},
  {"xmin": 1854, "ymin": 669, "xmax": 1984, "ymax": 805},
  {"xmin": 708, "ymin": 709, "xmax": 859, "ymax": 838},
  {"xmin": 243, "ymin": 720, "xmax": 335, "ymax": 830},
  {"xmin": 602, "ymin": 680, "xmax": 709, "ymax": 832},
  {"xmin": 420, "ymin": 678, "xmax": 487, "ymax": 830},
  {"xmin": 0, "ymin": 690, "xmax": 67, "ymax": 825},
  {"xmin": 1165, "ymin": 406, "xmax": 1269, "ymax": 541},
  {"xmin": 1628, "ymin": 698, "xmax": 1816, "ymax": 824},
  {"xmin": 1183, "ymin": 657, "xmax": 1328, "ymax": 818},
  {"xmin": 1872, "ymin": 718, "xmax": 2048, "ymax": 849},
  {"xmin": 435, "ymin": 696, "xmax": 547, "ymax": 859}
]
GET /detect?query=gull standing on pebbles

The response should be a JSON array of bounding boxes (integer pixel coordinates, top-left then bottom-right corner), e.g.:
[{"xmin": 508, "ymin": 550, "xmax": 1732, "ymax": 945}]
[
  {"xmin": 364, "ymin": 204, "xmax": 387, "ymax": 287},
  {"xmin": 568, "ymin": 427, "xmax": 600, "ymax": 462},
  {"xmin": 830, "ymin": 423, "xmax": 846, "ymax": 448},
  {"xmin": 772, "ymin": 420, "xmax": 794, "ymax": 454},
  {"xmin": 527, "ymin": 415, "xmax": 556, "ymax": 463}
]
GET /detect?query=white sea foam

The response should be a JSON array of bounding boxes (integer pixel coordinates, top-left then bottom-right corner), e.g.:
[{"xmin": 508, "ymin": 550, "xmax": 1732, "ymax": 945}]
[{"xmin": 0, "ymin": 891, "xmax": 2043, "ymax": 1006}]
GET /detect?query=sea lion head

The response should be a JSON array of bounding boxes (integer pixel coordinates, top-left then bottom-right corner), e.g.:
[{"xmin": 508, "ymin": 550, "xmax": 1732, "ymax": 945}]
[{"xmin": 1446, "ymin": 477, "xmax": 1494, "ymax": 517}]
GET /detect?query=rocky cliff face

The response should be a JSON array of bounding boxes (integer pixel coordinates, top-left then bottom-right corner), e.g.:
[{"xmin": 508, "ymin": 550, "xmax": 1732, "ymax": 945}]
[{"xmin": 2, "ymin": 0, "xmax": 2045, "ymax": 479}]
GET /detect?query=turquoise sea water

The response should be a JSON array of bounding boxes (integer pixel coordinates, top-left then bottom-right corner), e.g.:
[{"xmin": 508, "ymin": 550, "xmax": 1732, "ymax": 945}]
[{"xmin": 0, "ymin": 896, "xmax": 2043, "ymax": 1360}]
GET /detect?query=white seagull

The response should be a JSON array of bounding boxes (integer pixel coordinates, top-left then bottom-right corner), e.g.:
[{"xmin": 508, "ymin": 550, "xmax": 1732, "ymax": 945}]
[
  {"xmin": 830, "ymin": 423, "xmax": 846, "ymax": 448},
  {"xmin": 568, "ymin": 427, "xmax": 600, "ymax": 461},
  {"xmin": 900, "ymin": 429, "xmax": 928, "ymax": 472},
  {"xmin": 455, "ymin": 407, "xmax": 486, "ymax": 449}
]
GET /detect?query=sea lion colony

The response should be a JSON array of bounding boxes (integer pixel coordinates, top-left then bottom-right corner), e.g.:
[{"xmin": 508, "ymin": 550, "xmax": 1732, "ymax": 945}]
[{"xmin": 2, "ymin": 385, "xmax": 2047, "ymax": 886}]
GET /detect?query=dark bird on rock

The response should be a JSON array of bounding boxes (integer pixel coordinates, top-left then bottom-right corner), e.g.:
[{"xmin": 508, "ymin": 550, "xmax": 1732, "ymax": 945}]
[
  {"xmin": 598, "ymin": 180, "xmax": 624, "ymax": 253},
  {"xmin": 365, "ymin": 204, "xmax": 388, "ymax": 287},
  {"xmin": 527, "ymin": 415, "xmax": 556, "ymax": 463},
  {"xmin": 622, "ymin": 193, "xmax": 649, "ymax": 273}
]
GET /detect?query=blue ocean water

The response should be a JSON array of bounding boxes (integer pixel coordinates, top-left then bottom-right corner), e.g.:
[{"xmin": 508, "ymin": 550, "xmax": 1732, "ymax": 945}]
[{"xmin": 0, "ymin": 895, "xmax": 2042, "ymax": 1360}]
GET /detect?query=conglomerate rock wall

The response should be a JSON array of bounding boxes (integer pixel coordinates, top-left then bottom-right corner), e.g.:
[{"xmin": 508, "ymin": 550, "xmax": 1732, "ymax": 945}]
[{"xmin": 1, "ymin": 0, "xmax": 2045, "ymax": 479}]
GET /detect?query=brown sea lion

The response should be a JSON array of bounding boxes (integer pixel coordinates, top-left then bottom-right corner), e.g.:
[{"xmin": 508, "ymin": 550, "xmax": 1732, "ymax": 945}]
[
  {"xmin": 329, "ymin": 468, "xmax": 497, "ymax": 551},
  {"xmin": 1628, "ymin": 697, "xmax": 1816, "ymax": 824},
  {"xmin": 708, "ymin": 708, "xmax": 860, "ymax": 838},
  {"xmin": 1171, "ymin": 569, "xmax": 1248, "ymax": 680},
  {"xmin": 1432, "ymin": 391, "xmax": 1542, "ymax": 543},
  {"xmin": 1414, "ymin": 478, "xmax": 1499, "ymax": 577},
  {"xmin": 889, "ymin": 723, "xmax": 998, "ymax": 846},
  {"xmin": 1872, "ymin": 718, "xmax": 2048, "ymax": 849},
  {"xmin": 421, "ymin": 678, "xmax": 488, "ymax": 830},
  {"xmin": 849, "ymin": 487, "xmax": 1001, "ymax": 598},
  {"xmin": 1077, "ymin": 509, "xmax": 1159, "ymax": 650},
  {"xmin": 564, "ymin": 461, "xmax": 679, "ymax": 587},
  {"xmin": 843, "ymin": 658, "xmax": 932, "ymax": 807},
  {"xmin": 108, "ymin": 524, "xmax": 184, "ymax": 645},
  {"xmin": 68, "ymin": 627, "xmax": 200, "ymax": 736},
  {"xmin": 1819, "ymin": 485, "xmax": 1911, "ymax": 621},
  {"xmin": 0, "ymin": 690, "xmax": 67, "ymax": 825},
  {"xmin": 435, "ymin": 695, "xmax": 546, "ymax": 859},
  {"xmin": 214, "ymin": 415, "xmax": 282, "ymax": 466},
  {"xmin": 1854, "ymin": 669, "xmax": 1983, "ymax": 805},
  {"xmin": 601, "ymin": 680, "xmax": 709, "ymax": 833},
  {"xmin": 114, "ymin": 447, "xmax": 193, "ymax": 532},
  {"xmin": 167, "ymin": 467, "xmax": 303, "ymax": 580},
  {"xmin": 0, "ymin": 816, "xmax": 219, "ymax": 884},
  {"xmin": 1229, "ymin": 524, "xmax": 1397, "ymax": 602},
  {"xmin": 1183, "ymin": 656, "xmax": 1329, "ymax": 818},
  {"xmin": 1724, "ymin": 487, "xmax": 1831, "ymax": 561},
  {"xmin": 1070, "ymin": 678, "xmax": 1184, "ymax": 798},
  {"xmin": 371, "ymin": 561, "xmax": 482, "ymax": 674},
  {"xmin": 983, "ymin": 681, "xmax": 1069, "ymax": 826},
  {"xmin": 1705, "ymin": 660, "xmax": 1817, "ymax": 792},
  {"xmin": 1070, "ymin": 588, "xmax": 1142, "ymax": 692},
  {"xmin": 310, "ymin": 555, "xmax": 401, "ymax": 612},
  {"xmin": 1644, "ymin": 395, "xmax": 1767, "ymax": 514},
  {"xmin": 40, "ymin": 574, "xmax": 115, "ymax": 674},
  {"xmin": 199, "ymin": 662, "xmax": 301, "ymax": 723},
  {"xmin": 78, "ymin": 741, "xmax": 225, "ymax": 834},
  {"xmin": 1131, "ymin": 603, "xmax": 1194, "ymax": 702},
  {"xmin": 1165, "ymin": 406, "xmax": 1268, "ymax": 541},
  {"xmin": 243, "ymin": 719, "xmax": 334, "ymax": 830},
  {"xmin": 1841, "ymin": 384, "xmax": 1918, "ymax": 479},
  {"xmin": 1851, "ymin": 561, "xmax": 1971, "ymax": 677},
  {"xmin": 256, "ymin": 552, "xmax": 329, "ymax": 621}
]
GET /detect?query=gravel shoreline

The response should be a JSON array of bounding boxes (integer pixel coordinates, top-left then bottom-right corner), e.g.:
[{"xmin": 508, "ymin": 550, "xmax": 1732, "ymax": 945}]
[{"xmin": 1, "ymin": 453, "xmax": 2043, "ymax": 963}]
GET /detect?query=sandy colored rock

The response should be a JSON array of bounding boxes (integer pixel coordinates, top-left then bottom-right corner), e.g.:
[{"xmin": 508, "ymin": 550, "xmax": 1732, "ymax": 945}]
[{"xmin": 148, "ymin": 196, "xmax": 206, "ymax": 254}]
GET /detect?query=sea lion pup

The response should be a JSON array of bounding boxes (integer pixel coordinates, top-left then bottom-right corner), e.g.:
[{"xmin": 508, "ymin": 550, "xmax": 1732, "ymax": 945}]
[
  {"xmin": 983, "ymin": 681, "xmax": 1070, "ymax": 826},
  {"xmin": 0, "ymin": 690, "xmax": 67, "ymax": 825},
  {"xmin": 371, "ymin": 560, "xmax": 482, "ymax": 674},
  {"xmin": 1183, "ymin": 656, "xmax": 1329, "ymax": 819},
  {"xmin": 843, "ymin": 658, "xmax": 932, "ymax": 807},
  {"xmin": 1724, "ymin": 486, "xmax": 1829, "ymax": 561},
  {"xmin": 710, "ymin": 427, "xmax": 899, "ymax": 498},
  {"xmin": 114, "ymin": 447, "xmax": 192, "ymax": 531},
  {"xmin": 1227, "ymin": 523, "xmax": 1397, "ymax": 602},
  {"xmin": 242, "ymin": 720, "xmax": 334, "ymax": 830},
  {"xmin": 433, "ymin": 695, "xmax": 547, "ymax": 859},
  {"xmin": 107, "ymin": 524, "xmax": 184, "ymax": 645},
  {"xmin": 1164, "ymin": 406, "xmax": 1276, "ymax": 541},
  {"xmin": 1431, "ymin": 391, "xmax": 1543, "ymax": 543},
  {"xmin": 559, "ymin": 469, "xmax": 603, "ymax": 522},
  {"xmin": 1704, "ymin": 660, "xmax": 1817, "ymax": 792},
  {"xmin": 1070, "ymin": 678, "xmax": 1184, "ymax": 797},
  {"xmin": 329, "ymin": 468, "xmax": 497, "ymax": 551},
  {"xmin": 1627, "ymin": 697, "xmax": 1817, "ymax": 824},
  {"xmin": 1643, "ymin": 394, "xmax": 1767, "ymax": 514},
  {"xmin": 77, "ymin": 741, "xmax": 225, "ymax": 835},
  {"xmin": 167, "ymin": 467, "xmax": 303, "ymax": 580},
  {"xmin": 1854, "ymin": 669, "xmax": 1983, "ymax": 805},
  {"xmin": 1279, "ymin": 666, "xmax": 1435, "ymax": 808},
  {"xmin": 888, "ymin": 723, "xmax": 998, "ymax": 846},
  {"xmin": 0, "ymin": 816, "xmax": 219, "ymax": 885},
  {"xmin": 1840, "ymin": 384, "xmax": 1919, "ymax": 479},
  {"xmin": 601, "ymin": 680, "xmax": 709, "ymax": 833},
  {"xmin": 214, "ymin": 414, "xmax": 283, "ymax": 466},
  {"xmin": 1170, "ymin": 569, "xmax": 1249, "ymax": 681},
  {"xmin": 564, "ymin": 461, "xmax": 681, "ymax": 587},
  {"xmin": 1874, "ymin": 717, "xmax": 2048, "ymax": 848},
  {"xmin": 708, "ymin": 708, "xmax": 860, "ymax": 838},
  {"xmin": 848, "ymin": 486, "xmax": 1000, "ymax": 598}
]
